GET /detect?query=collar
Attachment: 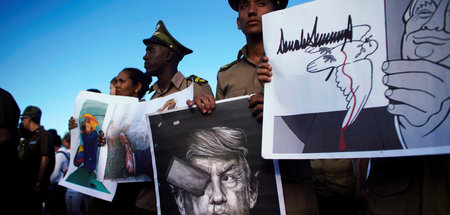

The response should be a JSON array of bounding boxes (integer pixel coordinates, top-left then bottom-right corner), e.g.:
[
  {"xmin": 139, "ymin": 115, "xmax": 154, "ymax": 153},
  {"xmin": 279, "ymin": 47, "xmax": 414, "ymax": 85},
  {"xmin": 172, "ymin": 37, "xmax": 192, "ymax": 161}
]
[
  {"xmin": 149, "ymin": 71, "xmax": 185, "ymax": 94},
  {"xmin": 237, "ymin": 45, "xmax": 257, "ymax": 66}
]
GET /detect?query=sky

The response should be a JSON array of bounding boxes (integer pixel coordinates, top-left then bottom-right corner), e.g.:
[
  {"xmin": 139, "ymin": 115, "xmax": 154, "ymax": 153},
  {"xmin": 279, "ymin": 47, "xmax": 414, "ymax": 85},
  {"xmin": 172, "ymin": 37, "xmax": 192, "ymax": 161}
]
[{"xmin": 0, "ymin": 0, "xmax": 309, "ymax": 137}]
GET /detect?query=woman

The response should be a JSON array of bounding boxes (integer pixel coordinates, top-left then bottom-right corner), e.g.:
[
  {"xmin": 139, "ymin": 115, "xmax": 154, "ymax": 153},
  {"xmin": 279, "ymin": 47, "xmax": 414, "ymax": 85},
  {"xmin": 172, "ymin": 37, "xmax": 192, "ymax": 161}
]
[
  {"xmin": 69, "ymin": 68, "xmax": 151, "ymax": 214},
  {"xmin": 68, "ymin": 68, "xmax": 151, "ymax": 128}
]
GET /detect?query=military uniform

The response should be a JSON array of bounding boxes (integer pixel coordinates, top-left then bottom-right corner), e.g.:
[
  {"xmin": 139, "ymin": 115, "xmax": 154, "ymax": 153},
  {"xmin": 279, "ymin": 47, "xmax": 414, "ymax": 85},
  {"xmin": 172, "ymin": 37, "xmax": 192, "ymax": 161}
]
[
  {"xmin": 18, "ymin": 125, "xmax": 55, "ymax": 214},
  {"xmin": 135, "ymin": 20, "xmax": 214, "ymax": 214},
  {"xmin": 311, "ymin": 159, "xmax": 357, "ymax": 215},
  {"xmin": 366, "ymin": 155, "xmax": 450, "ymax": 215},
  {"xmin": 217, "ymin": 45, "xmax": 319, "ymax": 215},
  {"xmin": 136, "ymin": 72, "xmax": 213, "ymax": 213},
  {"xmin": 150, "ymin": 71, "xmax": 213, "ymax": 100},
  {"xmin": 216, "ymin": 46, "xmax": 264, "ymax": 100}
]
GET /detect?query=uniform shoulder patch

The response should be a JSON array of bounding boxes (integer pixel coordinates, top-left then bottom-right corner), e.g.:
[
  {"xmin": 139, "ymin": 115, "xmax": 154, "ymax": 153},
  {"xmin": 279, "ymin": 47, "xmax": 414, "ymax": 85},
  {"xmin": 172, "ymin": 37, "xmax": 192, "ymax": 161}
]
[
  {"xmin": 187, "ymin": 75, "xmax": 208, "ymax": 85},
  {"xmin": 218, "ymin": 60, "xmax": 238, "ymax": 72}
]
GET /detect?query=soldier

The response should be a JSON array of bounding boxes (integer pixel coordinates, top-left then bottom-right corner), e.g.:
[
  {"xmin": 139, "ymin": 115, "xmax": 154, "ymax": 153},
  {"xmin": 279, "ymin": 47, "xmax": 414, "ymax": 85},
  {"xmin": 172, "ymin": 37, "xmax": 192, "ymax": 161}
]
[
  {"xmin": 18, "ymin": 106, "xmax": 55, "ymax": 215},
  {"xmin": 136, "ymin": 20, "xmax": 214, "ymax": 215},
  {"xmin": 143, "ymin": 20, "xmax": 213, "ymax": 101},
  {"xmin": 191, "ymin": 0, "xmax": 319, "ymax": 214}
]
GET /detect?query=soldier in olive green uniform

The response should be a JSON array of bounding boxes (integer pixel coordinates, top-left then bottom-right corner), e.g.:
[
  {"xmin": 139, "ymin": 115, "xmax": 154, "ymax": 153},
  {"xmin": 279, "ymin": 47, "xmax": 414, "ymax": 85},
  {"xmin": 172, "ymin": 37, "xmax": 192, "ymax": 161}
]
[
  {"xmin": 143, "ymin": 20, "xmax": 213, "ymax": 101},
  {"xmin": 216, "ymin": 1, "xmax": 319, "ymax": 214},
  {"xmin": 136, "ymin": 20, "xmax": 214, "ymax": 215}
]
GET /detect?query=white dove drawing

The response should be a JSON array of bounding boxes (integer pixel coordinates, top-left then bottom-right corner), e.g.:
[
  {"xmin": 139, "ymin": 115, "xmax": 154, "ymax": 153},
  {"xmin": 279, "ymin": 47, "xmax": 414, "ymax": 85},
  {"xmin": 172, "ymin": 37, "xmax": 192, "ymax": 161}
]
[{"xmin": 305, "ymin": 24, "xmax": 378, "ymax": 129}]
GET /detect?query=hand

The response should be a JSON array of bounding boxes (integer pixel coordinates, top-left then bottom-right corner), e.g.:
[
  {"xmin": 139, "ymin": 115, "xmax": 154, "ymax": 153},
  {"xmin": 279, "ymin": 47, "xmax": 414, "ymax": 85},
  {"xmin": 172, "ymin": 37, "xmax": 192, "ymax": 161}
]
[
  {"xmin": 257, "ymin": 55, "xmax": 273, "ymax": 86},
  {"xmin": 187, "ymin": 93, "xmax": 216, "ymax": 115},
  {"xmin": 249, "ymin": 93, "xmax": 264, "ymax": 120},
  {"xmin": 68, "ymin": 117, "xmax": 78, "ymax": 130},
  {"xmin": 32, "ymin": 182, "xmax": 41, "ymax": 192},
  {"xmin": 97, "ymin": 130, "xmax": 106, "ymax": 146},
  {"xmin": 382, "ymin": 60, "xmax": 450, "ymax": 148}
]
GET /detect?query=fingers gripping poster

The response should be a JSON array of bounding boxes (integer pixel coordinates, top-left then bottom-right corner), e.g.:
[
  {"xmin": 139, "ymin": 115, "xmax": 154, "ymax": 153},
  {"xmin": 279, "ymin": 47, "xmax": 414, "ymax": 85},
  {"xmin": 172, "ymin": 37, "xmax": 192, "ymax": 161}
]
[{"xmin": 262, "ymin": 0, "xmax": 450, "ymax": 159}]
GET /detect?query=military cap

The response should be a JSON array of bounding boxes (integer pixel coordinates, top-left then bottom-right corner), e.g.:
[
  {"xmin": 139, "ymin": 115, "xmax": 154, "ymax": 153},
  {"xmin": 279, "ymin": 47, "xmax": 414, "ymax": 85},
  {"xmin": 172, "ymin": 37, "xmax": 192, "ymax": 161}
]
[
  {"xmin": 143, "ymin": 20, "xmax": 193, "ymax": 59},
  {"xmin": 228, "ymin": 0, "xmax": 288, "ymax": 11},
  {"xmin": 21, "ymin": 105, "xmax": 42, "ymax": 124}
]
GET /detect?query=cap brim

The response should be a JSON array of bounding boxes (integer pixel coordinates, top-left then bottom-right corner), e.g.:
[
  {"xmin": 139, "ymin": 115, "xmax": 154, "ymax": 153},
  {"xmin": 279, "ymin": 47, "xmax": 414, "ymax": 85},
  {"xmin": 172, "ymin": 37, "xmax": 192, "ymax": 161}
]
[{"xmin": 143, "ymin": 37, "xmax": 169, "ymax": 48}]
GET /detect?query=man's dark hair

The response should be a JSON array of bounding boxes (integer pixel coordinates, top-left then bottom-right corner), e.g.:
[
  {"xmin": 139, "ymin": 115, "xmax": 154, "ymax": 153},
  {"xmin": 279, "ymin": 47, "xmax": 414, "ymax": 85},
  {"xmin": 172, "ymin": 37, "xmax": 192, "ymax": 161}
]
[
  {"xmin": 87, "ymin": 88, "xmax": 101, "ymax": 93},
  {"xmin": 48, "ymin": 129, "xmax": 62, "ymax": 147}
]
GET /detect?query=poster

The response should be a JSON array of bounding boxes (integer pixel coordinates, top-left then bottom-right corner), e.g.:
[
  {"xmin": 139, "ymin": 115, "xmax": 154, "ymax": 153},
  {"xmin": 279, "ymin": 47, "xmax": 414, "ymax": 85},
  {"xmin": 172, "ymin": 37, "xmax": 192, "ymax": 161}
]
[
  {"xmin": 59, "ymin": 91, "xmax": 137, "ymax": 201},
  {"xmin": 60, "ymin": 84, "xmax": 193, "ymax": 200},
  {"xmin": 148, "ymin": 96, "xmax": 285, "ymax": 215},
  {"xmin": 99, "ymin": 84, "xmax": 193, "ymax": 183},
  {"xmin": 262, "ymin": 0, "xmax": 450, "ymax": 159}
]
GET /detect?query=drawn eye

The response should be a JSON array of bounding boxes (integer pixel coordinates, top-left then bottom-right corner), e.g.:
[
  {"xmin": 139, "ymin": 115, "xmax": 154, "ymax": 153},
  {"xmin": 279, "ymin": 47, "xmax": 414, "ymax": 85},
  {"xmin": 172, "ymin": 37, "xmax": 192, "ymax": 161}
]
[
  {"xmin": 414, "ymin": 4, "xmax": 436, "ymax": 19},
  {"xmin": 222, "ymin": 175, "xmax": 236, "ymax": 183}
]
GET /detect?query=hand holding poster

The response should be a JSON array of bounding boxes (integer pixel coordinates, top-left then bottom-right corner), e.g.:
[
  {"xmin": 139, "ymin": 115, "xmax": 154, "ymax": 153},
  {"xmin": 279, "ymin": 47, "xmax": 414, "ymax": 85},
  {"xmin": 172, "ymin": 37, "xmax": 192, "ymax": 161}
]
[{"xmin": 261, "ymin": 0, "xmax": 450, "ymax": 159}]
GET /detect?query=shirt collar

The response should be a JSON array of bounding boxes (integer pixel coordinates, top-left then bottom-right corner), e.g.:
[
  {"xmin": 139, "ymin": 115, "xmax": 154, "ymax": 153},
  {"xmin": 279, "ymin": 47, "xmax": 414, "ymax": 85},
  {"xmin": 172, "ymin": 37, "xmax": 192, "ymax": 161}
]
[
  {"xmin": 237, "ymin": 45, "xmax": 257, "ymax": 66},
  {"xmin": 150, "ymin": 71, "xmax": 185, "ymax": 94}
]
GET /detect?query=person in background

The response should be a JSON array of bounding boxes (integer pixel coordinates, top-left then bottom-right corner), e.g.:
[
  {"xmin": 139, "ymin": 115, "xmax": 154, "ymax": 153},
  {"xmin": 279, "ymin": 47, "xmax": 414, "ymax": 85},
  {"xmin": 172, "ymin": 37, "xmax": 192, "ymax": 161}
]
[
  {"xmin": 63, "ymin": 132, "xmax": 91, "ymax": 215},
  {"xmin": 18, "ymin": 105, "xmax": 55, "ymax": 215},
  {"xmin": 110, "ymin": 77, "xmax": 117, "ymax": 95},
  {"xmin": 47, "ymin": 129, "xmax": 68, "ymax": 215},
  {"xmin": 0, "ymin": 88, "xmax": 21, "ymax": 211}
]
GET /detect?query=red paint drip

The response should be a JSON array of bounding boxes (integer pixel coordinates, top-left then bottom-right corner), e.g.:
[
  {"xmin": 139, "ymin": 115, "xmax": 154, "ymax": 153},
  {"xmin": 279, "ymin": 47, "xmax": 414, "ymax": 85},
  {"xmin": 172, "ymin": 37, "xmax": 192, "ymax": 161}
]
[{"xmin": 339, "ymin": 50, "xmax": 357, "ymax": 150}]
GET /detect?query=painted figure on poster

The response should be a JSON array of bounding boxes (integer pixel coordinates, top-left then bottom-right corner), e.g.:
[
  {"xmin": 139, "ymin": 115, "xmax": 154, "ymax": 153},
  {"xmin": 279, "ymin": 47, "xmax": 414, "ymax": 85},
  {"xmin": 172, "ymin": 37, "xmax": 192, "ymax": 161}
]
[
  {"xmin": 168, "ymin": 127, "xmax": 259, "ymax": 215},
  {"xmin": 74, "ymin": 113, "xmax": 99, "ymax": 173},
  {"xmin": 385, "ymin": 0, "xmax": 449, "ymax": 148}
]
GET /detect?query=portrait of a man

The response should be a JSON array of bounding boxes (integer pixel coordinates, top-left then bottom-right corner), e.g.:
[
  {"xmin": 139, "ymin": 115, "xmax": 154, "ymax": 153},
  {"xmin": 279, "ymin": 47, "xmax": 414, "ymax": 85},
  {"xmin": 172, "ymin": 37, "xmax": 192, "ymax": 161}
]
[
  {"xmin": 148, "ymin": 97, "xmax": 282, "ymax": 214},
  {"xmin": 167, "ymin": 127, "xmax": 258, "ymax": 215}
]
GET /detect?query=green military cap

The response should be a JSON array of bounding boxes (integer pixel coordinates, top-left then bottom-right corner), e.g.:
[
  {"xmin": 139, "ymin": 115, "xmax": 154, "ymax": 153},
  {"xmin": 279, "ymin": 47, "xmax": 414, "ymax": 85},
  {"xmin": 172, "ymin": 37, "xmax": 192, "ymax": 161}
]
[
  {"xmin": 21, "ymin": 105, "xmax": 42, "ymax": 124},
  {"xmin": 143, "ymin": 20, "xmax": 193, "ymax": 59},
  {"xmin": 228, "ymin": 0, "xmax": 288, "ymax": 11}
]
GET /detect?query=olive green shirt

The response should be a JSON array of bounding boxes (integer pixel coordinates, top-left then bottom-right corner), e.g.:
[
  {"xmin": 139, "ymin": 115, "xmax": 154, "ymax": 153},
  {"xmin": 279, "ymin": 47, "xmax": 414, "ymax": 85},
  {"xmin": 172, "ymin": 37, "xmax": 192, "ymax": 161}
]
[
  {"xmin": 149, "ymin": 71, "xmax": 213, "ymax": 99},
  {"xmin": 216, "ymin": 46, "xmax": 264, "ymax": 100},
  {"xmin": 136, "ymin": 71, "xmax": 213, "ymax": 212}
]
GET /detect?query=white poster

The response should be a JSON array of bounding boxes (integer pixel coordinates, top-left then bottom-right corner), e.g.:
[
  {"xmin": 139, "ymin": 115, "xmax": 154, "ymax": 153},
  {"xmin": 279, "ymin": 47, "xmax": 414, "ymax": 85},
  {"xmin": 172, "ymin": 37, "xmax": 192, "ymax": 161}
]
[
  {"xmin": 60, "ymin": 84, "xmax": 193, "ymax": 201},
  {"xmin": 262, "ymin": 0, "xmax": 450, "ymax": 159},
  {"xmin": 59, "ymin": 91, "xmax": 137, "ymax": 201},
  {"xmin": 99, "ymin": 84, "xmax": 193, "ymax": 183}
]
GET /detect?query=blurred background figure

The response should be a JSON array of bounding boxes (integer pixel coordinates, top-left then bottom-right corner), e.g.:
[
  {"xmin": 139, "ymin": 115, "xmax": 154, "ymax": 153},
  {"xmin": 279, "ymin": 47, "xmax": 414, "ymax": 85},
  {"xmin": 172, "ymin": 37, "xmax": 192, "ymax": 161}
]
[
  {"xmin": 63, "ymin": 132, "xmax": 91, "ymax": 215},
  {"xmin": 17, "ymin": 105, "xmax": 55, "ymax": 215},
  {"xmin": 0, "ymin": 88, "xmax": 21, "ymax": 211},
  {"xmin": 47, "ymin": 129, "xmax": 69, "ymax": 215}
]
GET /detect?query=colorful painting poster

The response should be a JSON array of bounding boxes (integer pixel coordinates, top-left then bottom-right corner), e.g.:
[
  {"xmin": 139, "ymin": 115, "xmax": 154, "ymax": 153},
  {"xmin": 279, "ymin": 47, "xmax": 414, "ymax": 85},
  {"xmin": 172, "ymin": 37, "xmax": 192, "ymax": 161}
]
[
  {"xmin": 261, "ymin": 0, "xmax": 450, "ymax": 159},
  {"xmin": 99, "ymin": 84, "xmax": 193, "ymax": 183},
  {"xmin": 59, "ymin": 91, "xmax": 137, "ymax": 201},
  {"xmin": 147, "ymin": 96, "xmax": 285, "ymax": 215}
]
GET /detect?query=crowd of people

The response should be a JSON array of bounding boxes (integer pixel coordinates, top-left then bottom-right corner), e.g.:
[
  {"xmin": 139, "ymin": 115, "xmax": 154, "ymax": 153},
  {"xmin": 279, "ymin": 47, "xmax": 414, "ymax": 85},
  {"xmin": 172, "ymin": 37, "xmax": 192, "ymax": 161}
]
[{"xmin": 1, "ymin": 0, "xmax": 448, "ymax": 214}]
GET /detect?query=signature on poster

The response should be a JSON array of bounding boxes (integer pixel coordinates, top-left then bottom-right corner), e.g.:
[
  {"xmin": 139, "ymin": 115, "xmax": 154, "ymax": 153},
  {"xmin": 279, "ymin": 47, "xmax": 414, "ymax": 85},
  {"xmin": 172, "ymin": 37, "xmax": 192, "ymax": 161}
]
[{"xmin": 277, "ymin": 15, "xmax": 379, "ymax": 150}]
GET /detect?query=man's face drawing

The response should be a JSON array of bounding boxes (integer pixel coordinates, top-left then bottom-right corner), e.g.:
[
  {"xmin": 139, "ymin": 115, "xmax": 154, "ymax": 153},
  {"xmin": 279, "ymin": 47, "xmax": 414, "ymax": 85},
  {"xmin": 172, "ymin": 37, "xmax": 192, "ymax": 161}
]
[
  {"xmin": 402, "ymin": 0, "xmax": 450, "ymax": 66},
  {"xmin": 176, "ymin": 155, "xmax": 257, "ymax": 215}
]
